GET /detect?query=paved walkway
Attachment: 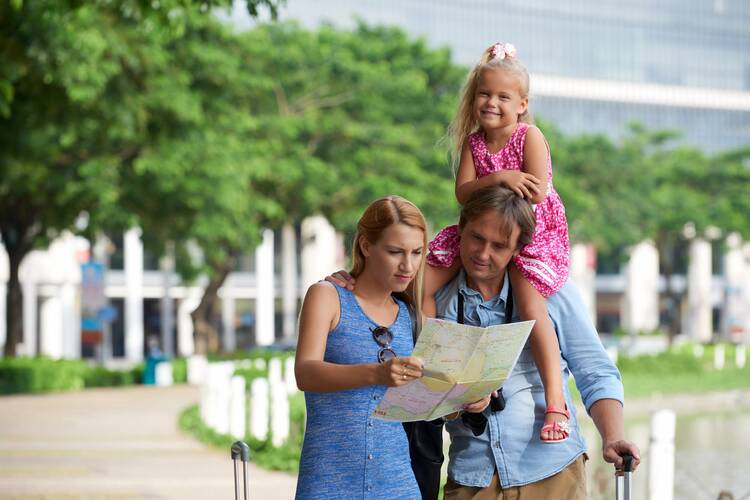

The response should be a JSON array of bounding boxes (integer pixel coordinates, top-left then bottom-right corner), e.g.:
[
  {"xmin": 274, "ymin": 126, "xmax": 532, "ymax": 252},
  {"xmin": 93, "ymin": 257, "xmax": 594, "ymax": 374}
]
[{"xmin": 0, "ymin": 385, "xmax": 297, "ymax": 499}]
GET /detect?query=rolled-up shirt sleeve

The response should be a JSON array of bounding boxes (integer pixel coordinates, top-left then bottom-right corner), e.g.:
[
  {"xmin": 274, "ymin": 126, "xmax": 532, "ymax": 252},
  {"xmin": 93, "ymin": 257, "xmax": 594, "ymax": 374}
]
[{"xmin": 549, "ymin": 282, "xmax": 625, "ymax": 412}]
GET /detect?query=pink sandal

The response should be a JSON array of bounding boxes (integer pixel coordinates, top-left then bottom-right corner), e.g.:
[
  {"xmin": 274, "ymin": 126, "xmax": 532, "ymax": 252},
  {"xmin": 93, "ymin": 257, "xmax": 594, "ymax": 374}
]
[{"xmin": 541, "ymin": 405, "xmax": 570, "ymax": 444}]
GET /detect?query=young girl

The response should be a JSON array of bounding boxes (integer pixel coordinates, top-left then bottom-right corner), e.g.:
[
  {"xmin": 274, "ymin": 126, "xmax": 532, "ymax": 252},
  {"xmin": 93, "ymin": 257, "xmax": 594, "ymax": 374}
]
[
  {"xmin": 425, "ymin": 42, "xmax": 571, "ymax": 443},
  {"xmin": 294, "ymin": 196, "xmax": 426, "ymax": 499}
]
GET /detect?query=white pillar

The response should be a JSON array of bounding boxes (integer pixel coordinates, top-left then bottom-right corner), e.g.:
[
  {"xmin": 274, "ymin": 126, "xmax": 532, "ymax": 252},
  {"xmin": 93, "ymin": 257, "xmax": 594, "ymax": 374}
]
[
  {"xmin": 686, "ymin": 238, "xmax": 712, "ymax": 342},
  {"xmin": 270, "ymin": 381, "xmax": 290, "ymax": 447},
  {"xmin": 212, "ymin": 362, "xmax": 234, "ymax": 435},
  {"xmin": 722, "ymin": 234, "xmax": 745, "ymax": 342},
  {"xmin": 282, "ymin": 224, "xmax": 298, "ymax": 340},
  {"xmin": 255, "ymin": 229, "xmax": 275, "ymax": 346},
  {"xmin": 229, "ymin": 375, "xmax": 246, "ymax": 439},
  {"xmin": 124, "ymin": 228, "xmax": 144, "ymax": 362},
  {"xmin": 743, "ymin": 243, "xmax": 750, "ymax": 343},
  {"xmin": 155, "ymin": 361, "xmax": 173, "ymax": 386},
  {"xmin": 268, "ymin": 357, "xmax": 282, "ymax": 385},
  {"xmin": 737, "ymin": 345, "xmax": 746, "ymax": 369},
  {"xmin": 250, "ymin": 378, "xmax": 270, "ymax": 441},
  {"xmin": 300, "ymin": 215, "xmax": 338, "ymax": 296},
  {"xmin": 622, "ymin": 240, "xmax": 659, "ymax": 334},
  {"xmin": 177, "ymin": 293, "xmax": 199, "ymax": 357},
  {"xmin": 159, "ymin": 247, "xmax": 175, "ymax": 358},
  {"xmin": 0, "ymin": 245, "xmax": 7, "ymax": 352},
  {"xmin": 40, "ymin": 295, "xmax": 63, "ymax": 358},
  {"xmin": 649, "ymin": 409, "xmax": 675, "ymax": 500},
  {"xmin": 61, "ymin": 282, "xmax": 80, "ymax": 359},
  {"xmin": 222, "ymin": 294, "xmax": 236, "ymax": 352},
  {"xmin": 569, "ymin": 243, "xmax": 597, "ymax": 323},
  {"xmin": 21, "ymin": 275, "xmax": 37, "ymax": 356}
]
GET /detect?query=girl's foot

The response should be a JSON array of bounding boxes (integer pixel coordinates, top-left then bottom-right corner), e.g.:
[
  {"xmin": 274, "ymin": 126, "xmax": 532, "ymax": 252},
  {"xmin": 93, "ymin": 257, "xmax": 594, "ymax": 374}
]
[{"xmin": 540, "ymin": 405, "xmax": 570, "ymax": 443}]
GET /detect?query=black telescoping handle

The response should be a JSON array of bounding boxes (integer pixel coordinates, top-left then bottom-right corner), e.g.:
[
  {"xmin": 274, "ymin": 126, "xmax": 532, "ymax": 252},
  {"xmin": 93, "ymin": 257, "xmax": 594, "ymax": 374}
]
[
  {"xmin": 622, "ymin": 454, "xmax": 634, "ymax": 473},
  {"xmin": 231, "ymin": 441, "xmax": 250, "ymax": 500},
  {"xmin": 231, "ymin": 441, "xmax": 250, "ymax": 462}
]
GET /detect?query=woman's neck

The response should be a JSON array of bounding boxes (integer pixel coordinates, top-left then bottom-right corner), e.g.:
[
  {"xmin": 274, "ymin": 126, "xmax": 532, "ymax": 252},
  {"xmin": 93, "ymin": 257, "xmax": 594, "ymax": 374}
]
[{"xmin": 353, "ymin": 269, "xmax": 393, "ymax": 307}]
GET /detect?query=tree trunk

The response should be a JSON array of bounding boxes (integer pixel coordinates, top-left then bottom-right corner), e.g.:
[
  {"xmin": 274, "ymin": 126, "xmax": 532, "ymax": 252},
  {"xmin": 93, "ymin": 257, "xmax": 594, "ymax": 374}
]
[
  {"xmin": 2, "ymin": 225, "xmax": 33, "ymax": 358},
  {"xmin": 190, "ymin": 251, "xmax": 238, "ymax": 355}
]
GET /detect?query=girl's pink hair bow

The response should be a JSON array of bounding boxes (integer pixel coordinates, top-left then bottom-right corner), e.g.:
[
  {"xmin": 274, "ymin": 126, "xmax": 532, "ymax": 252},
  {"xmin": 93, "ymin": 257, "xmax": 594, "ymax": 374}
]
[{"xmin": 489, "ymin": 42, "xmax": 517, "ymax": 60}]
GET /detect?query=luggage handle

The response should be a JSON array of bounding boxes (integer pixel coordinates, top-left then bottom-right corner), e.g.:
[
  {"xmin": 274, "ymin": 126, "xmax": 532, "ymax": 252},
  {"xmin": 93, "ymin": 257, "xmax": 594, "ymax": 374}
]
[
  {"xmin": 615, "ymin": 454, "xmax": 634, "ymax": 500},
  {"xmin": 231, "ymin": 441, "xmax": 250, "ymax": 500}
]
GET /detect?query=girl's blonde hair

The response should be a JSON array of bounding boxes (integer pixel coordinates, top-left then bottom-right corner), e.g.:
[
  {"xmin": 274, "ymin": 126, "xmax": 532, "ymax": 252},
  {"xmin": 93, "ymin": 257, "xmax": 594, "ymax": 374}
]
[
  {"xmin": 446, "ymin": 44, "xmax": 533, "ymax": 168},
  {"xmin": 350, "ymin": 196, "xmax": 427, "ymax": 319}
]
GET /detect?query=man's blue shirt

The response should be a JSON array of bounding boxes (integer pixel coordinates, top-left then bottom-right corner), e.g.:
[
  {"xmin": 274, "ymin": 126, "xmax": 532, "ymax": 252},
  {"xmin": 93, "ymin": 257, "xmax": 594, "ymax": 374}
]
[{"xmin": 435, "ymin": 270, "xmax": 624, "ymax": 488}]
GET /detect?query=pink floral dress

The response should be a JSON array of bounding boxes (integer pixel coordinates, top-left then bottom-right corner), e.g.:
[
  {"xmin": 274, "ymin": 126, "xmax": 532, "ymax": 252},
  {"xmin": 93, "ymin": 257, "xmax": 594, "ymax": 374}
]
[{"xmin": 427, "ymin": 123, "xmax": 569, "ymax": 298}]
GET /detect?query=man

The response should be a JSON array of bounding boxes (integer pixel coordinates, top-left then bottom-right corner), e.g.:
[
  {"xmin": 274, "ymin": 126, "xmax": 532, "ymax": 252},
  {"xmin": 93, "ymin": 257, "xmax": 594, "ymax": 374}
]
[{"xmin": 436, "ymin": 185, "xmax": 640, "ymax": 499}]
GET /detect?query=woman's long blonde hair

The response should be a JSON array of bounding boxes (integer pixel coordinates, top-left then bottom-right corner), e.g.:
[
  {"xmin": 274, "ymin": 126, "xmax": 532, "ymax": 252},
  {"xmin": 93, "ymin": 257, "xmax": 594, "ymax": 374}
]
[
  {"xmin": 446, "ymin": 44, "xmax": 533, "ymax": 170},
  {"xmin": 350, "ymin": 196, "xmax": 427, "ymax": 319}
]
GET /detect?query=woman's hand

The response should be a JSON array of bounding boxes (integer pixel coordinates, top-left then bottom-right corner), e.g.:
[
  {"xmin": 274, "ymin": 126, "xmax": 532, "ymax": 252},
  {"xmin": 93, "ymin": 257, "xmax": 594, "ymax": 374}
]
[
  {"xmin": 494, "ymin": 171, "xmax": 541, "ymax": 199},
  {"xmin": 376, "ymin": 356, "xmax": 424, "ymax": 387},
  {"xmin": 324, "ymin": 270, "xmax": 355, "ymax": 290}
]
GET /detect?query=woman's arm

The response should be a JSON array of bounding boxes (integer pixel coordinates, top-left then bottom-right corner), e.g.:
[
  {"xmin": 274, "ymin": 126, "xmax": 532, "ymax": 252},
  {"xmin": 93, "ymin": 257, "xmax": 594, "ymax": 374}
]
[
  {"xmin": 294, "ymin": 282, "xmax": 422, "ymax": 392},
  {"xmin": 521, "ymin": 126, "xmax": 550, "ymax": 204}
]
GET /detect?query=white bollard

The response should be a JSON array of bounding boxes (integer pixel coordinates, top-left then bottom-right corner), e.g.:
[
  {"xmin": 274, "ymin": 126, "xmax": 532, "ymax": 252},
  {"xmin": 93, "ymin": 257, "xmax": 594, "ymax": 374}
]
[
  {"xmin": 714, "ymin": 344, "xmax": 725, "ymax": 370},
  {"xmin": 606, "ymin": 346, "xmax": 619, "ymax": 364},
  {"xmin": 284, "ymin": 357, "xmax": 298, "ymax": 394},
  {"xmin": 229, "ymin": 375, "xmax": 247, "ymax": 439},
  {"xmin": 649, "ymin": 409, "xmax": 676, "ymax": 500},
  {"xmin": 155, "ymin": 361, "xmax": 173, "ymax": 387},
  {"xmin": 268, "ymin": 358, "xmax": 283, "ymax": 385},
  {"xmin": 692, "ymin": 344, "xmax": 704, "ymax": 359},
  {"xmin": 187, "ymin": 355, "xmax": 208, "ymax": 385},
  {"xmin": 270, "ymin": 381, "xmax": 290, "ymax": 447},
  {"xmin": 250, "ymin": 378, "xmax": 270, "ymax": 441},
  {"xmin": 254, "ymin": 358, "xmax": 267, "ymax": 370},
  {"xmin": 213, "ymin": 363, "xmax": 234, "ymax": 435},
  {"xmin": 737, "ymin": 344, "xmax": 746, "ymax": 369},
  {"xmin": 201, "ymin": 364, "xmax": 218, "ymax": 429}
]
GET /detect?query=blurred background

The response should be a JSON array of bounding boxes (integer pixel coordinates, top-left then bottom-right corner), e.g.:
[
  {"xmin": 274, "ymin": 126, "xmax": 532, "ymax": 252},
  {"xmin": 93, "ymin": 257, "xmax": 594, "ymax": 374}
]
[{"xmin": 1, "ymin": 1, "xmax": 749, "ymax": 499}]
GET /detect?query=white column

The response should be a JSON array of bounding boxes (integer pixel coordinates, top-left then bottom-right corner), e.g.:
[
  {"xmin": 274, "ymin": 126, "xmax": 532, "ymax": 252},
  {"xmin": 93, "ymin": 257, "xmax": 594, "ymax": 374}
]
[
  {"xmin": 61, "ymin": 282, "xmax": 80, "ymax": 359},
  {"xmin": 284, "ymin": 356, "xmax": 298, "ymax": 394},
  {"xmin": 0, "ymin": 244, "xmax": 7, "ymax": 352},
  {"xmin": 22, "ymin": 275, "xmax": 37, "ymax": 356},
  {"xmin": 159, "ymin": 246, "xmax": 175, "ymax": 358},
  {"xmin": 300, "ymin": 215, "xmax": 338, "ymax": 296},
  {"xmin": 222, "ymin": 294, "xmax": 236, "ymax": 352},
  {"xmin": 281, "ymin": 224, "xmax": 298, "ymax": 340},
  {"xmin": 255, "ymin": 229, "xmax": 275, "ymax": 346},
  {"xmin": 722, "ymin": 233, "xmax": 744, "ymax": 341},
  {"xmin": 649, "ymin": 409, "xmax": 675, "ymax": 500},
  {"xmin": 124, "ymin": 228, "xmax": 144, "ymax": 363},
  {"xmin": 622, "ymin": 240, "xmax": 659, "ymax": 334},
  {"xmin": 177, "ymin": 293, "xmax": 199, "ymax": 357},
  {"xmin": 40, "ymin": 295, "xmax": 63, "ymax": 358},
  {"xmin": 569, "ymin": 243, "xmax": 597, "ymax": 323},
  {"xmin": 686, "ymin": 238, "xmax": 713, "ymax": 342}
]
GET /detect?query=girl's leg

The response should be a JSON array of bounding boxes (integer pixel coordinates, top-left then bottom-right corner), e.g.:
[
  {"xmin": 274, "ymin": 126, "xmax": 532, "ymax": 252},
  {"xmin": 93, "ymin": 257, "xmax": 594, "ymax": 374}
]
[
  {"xmin": 423, "ymin": 260, "xmax": 462, "ymax": 317},
  {"xmin": 509, "ymin": 264, "xmax": 567, "ymax": 442}
]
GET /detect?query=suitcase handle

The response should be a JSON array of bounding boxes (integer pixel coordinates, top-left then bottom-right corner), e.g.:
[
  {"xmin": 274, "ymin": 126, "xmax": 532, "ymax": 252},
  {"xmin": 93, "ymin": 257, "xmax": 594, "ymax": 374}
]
[
  {"xmin": 231, "ymin": 441, "xmax": 250, "ymax": 500},
  {"xmin": 615, "ymin": 454, "xmax": 635, "ymax": 500}
]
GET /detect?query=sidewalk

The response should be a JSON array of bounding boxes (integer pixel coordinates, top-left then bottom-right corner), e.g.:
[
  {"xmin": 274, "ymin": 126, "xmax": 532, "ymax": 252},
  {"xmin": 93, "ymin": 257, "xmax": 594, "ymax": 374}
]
[{"xmin": 0, "ymin": 385, "xmax": 297, "ymax": 499}]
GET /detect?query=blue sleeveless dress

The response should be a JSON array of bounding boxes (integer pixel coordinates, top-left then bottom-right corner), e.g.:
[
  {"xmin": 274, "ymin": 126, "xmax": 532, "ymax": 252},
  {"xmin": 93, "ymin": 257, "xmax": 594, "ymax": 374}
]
[{"xmin": 295, "ymin": 285, "xmax": 421, "ymax": 500}]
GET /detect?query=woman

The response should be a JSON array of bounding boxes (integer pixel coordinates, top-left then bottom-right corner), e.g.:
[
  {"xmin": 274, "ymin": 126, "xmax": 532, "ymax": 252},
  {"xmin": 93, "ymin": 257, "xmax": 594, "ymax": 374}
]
[{"xmin": 294, "ymin": 195, "xmax": 427, "ymax": 499}]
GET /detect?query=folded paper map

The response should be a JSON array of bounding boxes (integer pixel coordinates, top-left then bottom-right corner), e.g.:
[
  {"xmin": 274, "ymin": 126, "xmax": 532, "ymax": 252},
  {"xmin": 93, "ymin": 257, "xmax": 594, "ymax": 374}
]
[{"xmin": 373, "ymin": 318, "xmax": 534, "ymax": 422}]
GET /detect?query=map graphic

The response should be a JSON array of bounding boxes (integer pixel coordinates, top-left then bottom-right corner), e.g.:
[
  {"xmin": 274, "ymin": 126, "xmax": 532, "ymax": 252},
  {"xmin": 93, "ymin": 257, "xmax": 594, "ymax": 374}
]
[{"xmin": 373, "ymin": 318, "xmax": 534, "ymax": 422}]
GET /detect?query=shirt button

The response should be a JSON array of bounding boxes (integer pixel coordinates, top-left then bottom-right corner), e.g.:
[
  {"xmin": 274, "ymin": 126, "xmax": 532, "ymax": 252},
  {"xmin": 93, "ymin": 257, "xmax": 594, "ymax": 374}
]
[
  {"xmin": 368, "ymin": 420, "xmax": 373, "ymax": 427},
  {"xmin": 367, "ymin": 485, "xmax": 373, "ymax": 492},
  {"xmin": 368, "ymin": 453, "xmax": 373, "ymax": 460},
  {"xmin": 372, "ymin": 395, "xmax": 379, "ymax": 401}
]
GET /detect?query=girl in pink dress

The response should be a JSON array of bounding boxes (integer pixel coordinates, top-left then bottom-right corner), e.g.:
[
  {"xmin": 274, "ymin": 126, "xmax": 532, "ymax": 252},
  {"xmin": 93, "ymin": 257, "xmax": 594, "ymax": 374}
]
[{"xmin": 425, "ymin": 42, "xmax": 571, "ymax": 443}]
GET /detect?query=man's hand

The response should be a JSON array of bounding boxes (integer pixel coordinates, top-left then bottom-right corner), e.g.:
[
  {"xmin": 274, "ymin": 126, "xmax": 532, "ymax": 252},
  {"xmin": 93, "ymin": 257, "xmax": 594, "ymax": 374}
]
[
  {"xmin": 603, "ymin": 439, "xmax": 641, "ymax": 472},
  {"xmin": 324, "ymin": 269, "xmax": 355, "ymax": 290},
  {"xmin": 462, "ymin": 390, "xmax": 498, "ymax": 413}
]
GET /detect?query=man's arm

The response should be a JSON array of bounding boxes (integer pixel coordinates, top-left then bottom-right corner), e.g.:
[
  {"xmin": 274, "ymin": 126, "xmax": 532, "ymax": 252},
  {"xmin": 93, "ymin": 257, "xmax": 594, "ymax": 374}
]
[{"xmin": 589, "ymin": 399, "xmax": 641, "ymax": 471}]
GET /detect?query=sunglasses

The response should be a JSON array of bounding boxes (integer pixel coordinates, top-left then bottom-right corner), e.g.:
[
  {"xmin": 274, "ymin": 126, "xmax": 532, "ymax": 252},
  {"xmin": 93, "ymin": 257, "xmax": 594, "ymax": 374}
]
[{"xmin": 371, "ymin": 326, "xmax": 396, "ymax": 364}]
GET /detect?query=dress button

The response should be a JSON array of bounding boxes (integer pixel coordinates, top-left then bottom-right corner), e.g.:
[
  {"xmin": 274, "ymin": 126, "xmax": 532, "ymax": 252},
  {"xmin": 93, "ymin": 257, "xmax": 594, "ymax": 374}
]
[
  {"xmin": 368, "ymin": 453, "xmax": 373, "ymax": 460},
  {"xmin": 367, "ymin": 485, "xmax": 373, "ymax": 492},
  {"xmin": 372, "ymin": 395, "xmax": 379, "ymax": 401},
  {"xmin": 368, "ymin": 420, "xmax": 373, "ymax": 427}
]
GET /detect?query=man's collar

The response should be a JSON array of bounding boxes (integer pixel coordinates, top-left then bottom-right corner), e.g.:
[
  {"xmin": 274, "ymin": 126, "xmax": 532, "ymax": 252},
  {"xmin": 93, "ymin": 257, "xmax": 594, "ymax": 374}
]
[{"xmin": 457, "ymin": 268, "xmax": 509, "ymax": 307}]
